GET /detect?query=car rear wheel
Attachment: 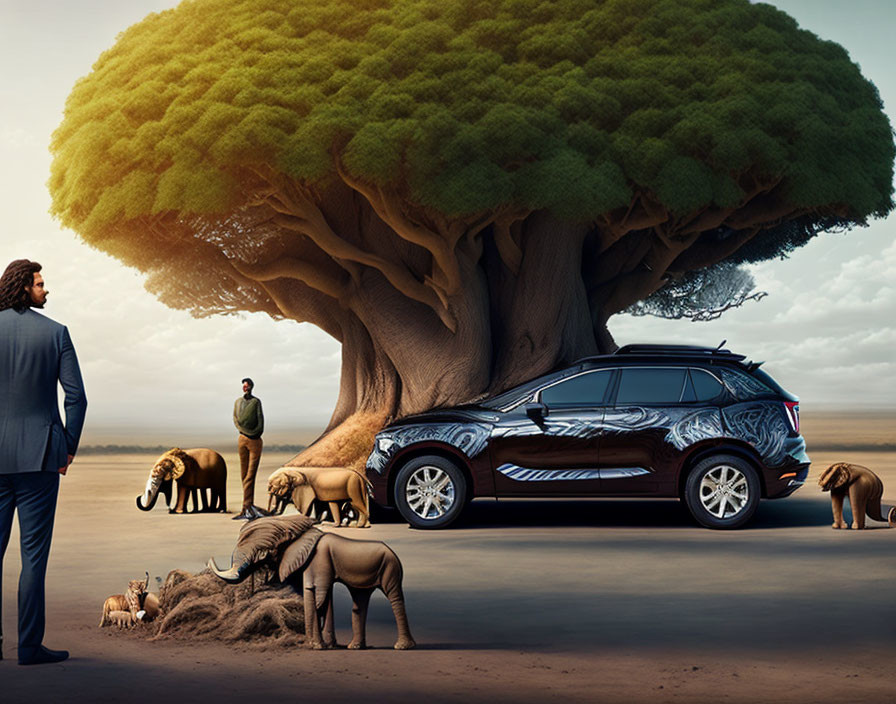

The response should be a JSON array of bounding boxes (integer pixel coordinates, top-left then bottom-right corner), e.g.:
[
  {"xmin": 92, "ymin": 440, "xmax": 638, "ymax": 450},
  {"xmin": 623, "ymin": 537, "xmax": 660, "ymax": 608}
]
[
  {"xmin": 394, "ymin": 455, "xmax": 467, "ymax": 529},
  {"xmin": 684, "ymin": 455, "xmax": 760, "ymax": 529}
]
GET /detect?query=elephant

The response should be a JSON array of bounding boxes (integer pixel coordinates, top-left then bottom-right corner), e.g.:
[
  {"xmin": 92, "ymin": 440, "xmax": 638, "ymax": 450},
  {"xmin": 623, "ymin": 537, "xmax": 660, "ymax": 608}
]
[
  {"xmin": 208, "ymin": 514, "xmax": 414, "ymax": 650},
  {"xmin": 137, "ymin": 448, "xmax": 227, "ymax": 513},
  {"xmin": 818, "ymin": 462, "xmax": 895, "ymax": 529},
  {"xmin": 267, "ymin": 467, "xmax": 371, "ymax": 527}
]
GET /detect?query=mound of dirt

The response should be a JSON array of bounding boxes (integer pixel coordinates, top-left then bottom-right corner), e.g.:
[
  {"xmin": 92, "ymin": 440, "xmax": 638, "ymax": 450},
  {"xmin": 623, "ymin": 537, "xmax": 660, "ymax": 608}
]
[{"xmin": 146, "ymin": 568, "xmax": 305, "ymax": 647}]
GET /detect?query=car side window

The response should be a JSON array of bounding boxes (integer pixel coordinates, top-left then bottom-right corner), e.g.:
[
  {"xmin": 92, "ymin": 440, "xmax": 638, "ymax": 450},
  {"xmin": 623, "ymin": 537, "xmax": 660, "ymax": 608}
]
[
  {"xmin": 615, "ymin": 368, "xmax": 687, "ymax": 405},
  {"xmin": 690, "ymin": 368, "xmax": 724, "ymax": 401},
  {"xmin": 541, "ymin": 370, "xmax": 612, "ymax": 408}
]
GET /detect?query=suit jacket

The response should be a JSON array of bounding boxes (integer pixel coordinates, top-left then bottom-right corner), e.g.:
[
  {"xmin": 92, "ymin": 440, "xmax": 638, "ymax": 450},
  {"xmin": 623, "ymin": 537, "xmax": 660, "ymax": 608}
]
[{"xmin": 0, "ymin": 308, "xmax": 87, "ymax": 473}]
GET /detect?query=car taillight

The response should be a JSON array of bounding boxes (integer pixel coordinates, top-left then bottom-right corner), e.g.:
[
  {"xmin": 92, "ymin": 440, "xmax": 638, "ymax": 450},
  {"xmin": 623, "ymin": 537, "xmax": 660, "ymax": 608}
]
[{"xmin": 783, "ymin": 401, "xmax": 799, "ymax": 433}]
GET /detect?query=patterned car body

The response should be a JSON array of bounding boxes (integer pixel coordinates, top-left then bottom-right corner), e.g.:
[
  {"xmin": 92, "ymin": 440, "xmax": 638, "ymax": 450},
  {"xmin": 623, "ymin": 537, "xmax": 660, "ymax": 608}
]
[{"xmin": 366, "ymin": 348, "xmax": 810, "ymax": 508}]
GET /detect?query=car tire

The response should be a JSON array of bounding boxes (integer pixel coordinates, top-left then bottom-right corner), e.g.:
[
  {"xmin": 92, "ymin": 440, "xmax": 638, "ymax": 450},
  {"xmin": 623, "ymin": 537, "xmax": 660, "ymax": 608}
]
[
  {"xmin": 684, "ymin": 454, "xmax": 760, "ymax": 529},
  {"xmin": 393, "ymin": 455, "xmax": 467, "ymax": 529}
]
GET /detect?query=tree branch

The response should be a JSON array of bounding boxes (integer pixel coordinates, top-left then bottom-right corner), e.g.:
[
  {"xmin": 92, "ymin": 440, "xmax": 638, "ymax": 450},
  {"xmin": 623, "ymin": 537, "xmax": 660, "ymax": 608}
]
[
  {"xmin": 599, "ymin": 193, "xmax": 669, "ymax": 251},
  {"xmin": 591, "ymin": 231, "xmax": 700, "ymax": 317},
  {"xmin": 256, "ymin": 278, "xmax": 344, "ymax": 342},
  {"xmin": 248, "ymin": 166, "xmax": 457, "ymax": 332},
  {"xmin": 493, "ymin": 216, "xmax": 523, "ymax": 274},
  {"xmin": 679, "ymin": 206, "xmax": 735, "ymax": 235},
  {"xmin": 668, "ymin": 227, "xmax": 761, "ymax": 273},
  {"xmin": 334, "ymin": 162, "xmax": 462, "ymax": 295},
  {"xmin": 232, "ymin": 255, "xmax": 350, "ymax": 302}
]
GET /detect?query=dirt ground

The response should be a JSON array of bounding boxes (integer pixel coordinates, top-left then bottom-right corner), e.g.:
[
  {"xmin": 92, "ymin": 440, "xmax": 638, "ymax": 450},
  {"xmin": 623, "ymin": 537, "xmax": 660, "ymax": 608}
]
[{"xmin": 2, "ymin": 426, "xmax": 895, "ymax": 702}]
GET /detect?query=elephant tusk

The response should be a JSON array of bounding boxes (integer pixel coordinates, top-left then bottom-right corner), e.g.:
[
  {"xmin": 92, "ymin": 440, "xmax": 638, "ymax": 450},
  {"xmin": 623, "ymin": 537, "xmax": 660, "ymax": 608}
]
[{"xmin": 207, "ymin": 557, "xmax": 242, "ymax": 583}]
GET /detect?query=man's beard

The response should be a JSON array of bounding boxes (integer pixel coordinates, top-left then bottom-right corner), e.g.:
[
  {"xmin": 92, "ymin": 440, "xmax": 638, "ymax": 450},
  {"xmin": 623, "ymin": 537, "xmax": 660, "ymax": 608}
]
[{"xmin": 30, "ymin": 300, "xmax": 45, "ymax": 309}]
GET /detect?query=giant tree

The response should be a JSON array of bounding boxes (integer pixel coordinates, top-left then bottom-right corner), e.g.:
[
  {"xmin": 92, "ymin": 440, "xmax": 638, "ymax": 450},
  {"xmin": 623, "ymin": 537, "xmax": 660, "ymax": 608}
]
[{"xmin": 50, "ymin": 0, "xmax": 894, "ymax": 467}]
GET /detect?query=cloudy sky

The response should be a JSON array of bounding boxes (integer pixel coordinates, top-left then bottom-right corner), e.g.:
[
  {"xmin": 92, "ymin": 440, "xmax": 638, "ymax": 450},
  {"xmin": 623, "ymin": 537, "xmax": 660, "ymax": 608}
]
[{"xmin": 1, "ymin": 0, "xmax": 894, "ymax": 445}]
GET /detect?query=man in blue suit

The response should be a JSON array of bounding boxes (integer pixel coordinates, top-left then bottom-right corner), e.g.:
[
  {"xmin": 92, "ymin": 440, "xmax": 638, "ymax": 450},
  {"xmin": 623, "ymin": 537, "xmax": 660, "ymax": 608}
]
[{"xmin": 0, "ymin": 259, "xmax": 87, "ymax": 666}]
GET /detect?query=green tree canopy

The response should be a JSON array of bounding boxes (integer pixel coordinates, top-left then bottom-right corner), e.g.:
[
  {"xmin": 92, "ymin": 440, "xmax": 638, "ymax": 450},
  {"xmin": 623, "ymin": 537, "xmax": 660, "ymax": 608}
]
[{"xmin": 52, "ymin": 0, "xmax": 892, "ymax": 238}]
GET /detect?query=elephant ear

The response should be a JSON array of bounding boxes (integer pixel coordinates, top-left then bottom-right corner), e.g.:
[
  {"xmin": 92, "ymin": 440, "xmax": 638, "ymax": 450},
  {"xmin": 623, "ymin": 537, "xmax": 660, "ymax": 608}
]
[
  {"xmin": 210, "ymin": 515, "xmax": 318, "ymax": 583},
  {"xmin": 268, "ymin": 468, "xmax": 297, "ymax": 496},
  {"xmin": 278, "ymin": 528, "xmax": 325, "ymax": 582},
  {"xmin": 832, "ymin": 464, "xmax": 851, "ymax": 489},
  {"xmin": 235, "ymin": 514, "xmax": 317, "ymax": 561},
  {"xmin": 165, "ymin": 448, "xmax": 188, "ymax": 480}
]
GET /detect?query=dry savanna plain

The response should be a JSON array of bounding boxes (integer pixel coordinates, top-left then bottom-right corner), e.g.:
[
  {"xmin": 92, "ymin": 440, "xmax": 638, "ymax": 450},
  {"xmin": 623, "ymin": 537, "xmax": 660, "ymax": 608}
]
[{"xmin": 1, "ymin": 411, "xmax": 894, "ymax": 703}]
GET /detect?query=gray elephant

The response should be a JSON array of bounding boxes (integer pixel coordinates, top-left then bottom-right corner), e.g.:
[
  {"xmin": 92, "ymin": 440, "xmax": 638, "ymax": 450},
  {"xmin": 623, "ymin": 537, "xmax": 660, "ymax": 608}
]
[
  {"xmin": 208, "ymin": 515, "xmax": 414, "ymax": 650},
  {"xmin": 137, "ymin": 448, "xmax": 227, "ymax": 513}
]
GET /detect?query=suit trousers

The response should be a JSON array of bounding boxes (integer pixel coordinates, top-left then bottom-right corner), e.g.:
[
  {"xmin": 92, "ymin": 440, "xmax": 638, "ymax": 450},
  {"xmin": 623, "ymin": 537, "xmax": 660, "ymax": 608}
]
[
  {"xmin": 237, "ymin": 435, "xmax": 263, "ymax": 511},
  {"xmin": 0, "ymin": 471, "xmax": 60, "ymax": 660}
]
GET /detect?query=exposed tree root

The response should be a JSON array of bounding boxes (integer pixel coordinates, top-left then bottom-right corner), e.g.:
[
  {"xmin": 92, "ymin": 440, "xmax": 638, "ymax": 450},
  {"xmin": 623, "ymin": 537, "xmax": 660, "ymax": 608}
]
[{"xmin": 286, "ymin": 411, "xmax": 388, "ymax": 472}]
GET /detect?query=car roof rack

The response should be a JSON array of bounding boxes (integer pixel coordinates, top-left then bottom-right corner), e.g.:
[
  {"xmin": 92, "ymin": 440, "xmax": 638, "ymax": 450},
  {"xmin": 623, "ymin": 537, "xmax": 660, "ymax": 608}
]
[
  {"xmin": 574, "ymin": 342, "xmax": 747, "ymax": 365},
  {"xmin": 616, "ymin": 343, "xmax": 745, "ymax": 359}
]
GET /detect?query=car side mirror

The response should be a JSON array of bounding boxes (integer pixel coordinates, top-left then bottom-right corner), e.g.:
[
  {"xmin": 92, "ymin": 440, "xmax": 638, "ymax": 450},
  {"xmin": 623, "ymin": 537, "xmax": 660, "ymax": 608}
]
[{"xmin": 525, "ymin": 402, "xmax": 547, "ymax": 426}]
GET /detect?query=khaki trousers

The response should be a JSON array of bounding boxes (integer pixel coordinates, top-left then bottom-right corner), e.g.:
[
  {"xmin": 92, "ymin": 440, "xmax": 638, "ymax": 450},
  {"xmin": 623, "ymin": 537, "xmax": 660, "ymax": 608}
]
[{"xmin": 237, "ymin": 435, "xmax": 263, "ymax": 511}]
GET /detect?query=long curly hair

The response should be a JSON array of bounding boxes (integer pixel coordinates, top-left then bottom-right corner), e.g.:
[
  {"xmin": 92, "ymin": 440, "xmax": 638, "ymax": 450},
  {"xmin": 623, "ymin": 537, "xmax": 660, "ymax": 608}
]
[{"xmin": 0, "ymin": 259, "xmax": 42, "ymax": 312}]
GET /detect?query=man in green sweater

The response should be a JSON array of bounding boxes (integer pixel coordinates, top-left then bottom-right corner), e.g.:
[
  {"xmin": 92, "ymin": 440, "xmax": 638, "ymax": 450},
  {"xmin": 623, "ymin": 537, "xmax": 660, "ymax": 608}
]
[{"xmin": 233, "ymin": 377, "xmax": 264, "ymax": 520}]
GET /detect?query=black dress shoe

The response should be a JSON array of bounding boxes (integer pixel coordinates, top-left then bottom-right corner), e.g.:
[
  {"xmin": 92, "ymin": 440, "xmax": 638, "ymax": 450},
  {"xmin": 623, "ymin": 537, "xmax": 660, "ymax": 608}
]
[
  {"xmin": 232, "ymin": 505, "xmax": 271, "ymax": 520},
  {"xmin": 244, "ymin": 505, "xmax": 271, "ymax": 519},
  {"xmin": 18, "ymin": 645, "xmax": 69, "ymax": 666}
]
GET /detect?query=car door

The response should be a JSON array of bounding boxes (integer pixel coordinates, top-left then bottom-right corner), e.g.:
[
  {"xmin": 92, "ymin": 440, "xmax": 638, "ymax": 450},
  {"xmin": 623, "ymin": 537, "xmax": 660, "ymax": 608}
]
[
  {"xmin": 489, "ymin": 369, "xmax": 613, "ymax": 496},
  {"xmin": 598, "ymin": 366, "xmax": 690, "ymax": 494}
]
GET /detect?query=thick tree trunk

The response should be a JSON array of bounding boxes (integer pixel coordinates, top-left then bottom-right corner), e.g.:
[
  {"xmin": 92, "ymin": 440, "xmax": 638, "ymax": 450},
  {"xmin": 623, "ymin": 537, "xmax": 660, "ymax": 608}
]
[
  {"xmin": 327, "ymin": 314, "xmax": 400, "ymax": 431},
  {"xmin": 486, "ymin": 211, "xmax": 599, "ymax": 392},
  {"xmin": 351, "ymin": 239, "xmax": 491, "ymax": 417}
]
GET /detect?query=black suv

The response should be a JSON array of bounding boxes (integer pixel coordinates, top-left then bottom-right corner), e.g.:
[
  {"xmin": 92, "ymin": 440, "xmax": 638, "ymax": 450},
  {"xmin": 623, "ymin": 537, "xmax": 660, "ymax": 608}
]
[{"xmin": 366, "ymin": 344, "xmax": 809, "ymax": 530}]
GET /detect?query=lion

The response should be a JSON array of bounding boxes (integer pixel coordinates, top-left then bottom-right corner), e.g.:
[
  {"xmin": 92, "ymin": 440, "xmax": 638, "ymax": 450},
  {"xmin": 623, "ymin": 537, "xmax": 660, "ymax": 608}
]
[
  {"xmin": 818, "ymin": 463, "xmax": 896, "ymax": 530},
  {"xmin": 100, "ymin": 575, "xmax": 150, "ymax": 627}
]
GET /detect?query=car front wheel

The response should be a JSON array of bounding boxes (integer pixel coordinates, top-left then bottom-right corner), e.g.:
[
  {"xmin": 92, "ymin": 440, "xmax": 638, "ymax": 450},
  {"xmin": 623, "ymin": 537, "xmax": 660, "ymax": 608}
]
[
  {"xmin": 394, "ymin": 455, "xmax": 467, "ymax": 529},
  {"xmin": 684, "ymin": 455, "xmax": 760, "ymax": 529}
]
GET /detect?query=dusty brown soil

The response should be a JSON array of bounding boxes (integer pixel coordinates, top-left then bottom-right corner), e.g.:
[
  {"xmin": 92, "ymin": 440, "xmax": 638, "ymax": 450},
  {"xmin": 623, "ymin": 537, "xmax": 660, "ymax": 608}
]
[{"xmin": 2, "ymin": 415, "xmax": 895, "ymax": 703}]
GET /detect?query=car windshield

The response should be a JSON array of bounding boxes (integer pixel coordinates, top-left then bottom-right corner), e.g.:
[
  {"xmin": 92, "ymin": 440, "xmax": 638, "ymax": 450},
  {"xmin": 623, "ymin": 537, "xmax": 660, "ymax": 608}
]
[{"xmin": 479, "ymin": 367, "xmax": 582, "ymax": 411}]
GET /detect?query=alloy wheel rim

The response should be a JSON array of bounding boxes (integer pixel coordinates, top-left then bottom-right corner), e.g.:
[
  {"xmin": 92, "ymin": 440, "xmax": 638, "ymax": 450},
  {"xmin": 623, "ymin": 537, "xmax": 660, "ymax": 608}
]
[
  {"xmin": 699, "ymin": 465, "xmax": 749, "ymax": 519},
  {"xmin": 405, "ymin": 466, "xmax": 456, "ymax": 519}
]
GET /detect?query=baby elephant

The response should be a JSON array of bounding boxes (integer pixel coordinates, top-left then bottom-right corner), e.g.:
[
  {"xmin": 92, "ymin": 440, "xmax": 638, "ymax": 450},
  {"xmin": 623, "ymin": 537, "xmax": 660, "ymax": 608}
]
[
  {"xmin": 268, "ymin": 467, "xmax": 371, "ymax": 527},
  {"xmin": 818, "ymin": 462, "xmax": 896, "ymax": 530}
]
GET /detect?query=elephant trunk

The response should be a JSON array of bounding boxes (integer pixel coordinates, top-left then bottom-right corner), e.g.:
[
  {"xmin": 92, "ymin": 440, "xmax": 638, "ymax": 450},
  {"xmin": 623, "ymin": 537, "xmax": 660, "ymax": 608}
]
[
  {"xmin": 267, "ymin": 492, "xmax": 288, "ymax": 515},
  {"xmin": 136, "ymin": 476, "xmax": 163, "ymax": 511}
]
